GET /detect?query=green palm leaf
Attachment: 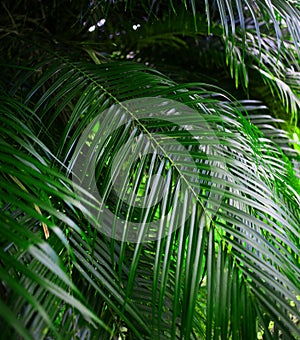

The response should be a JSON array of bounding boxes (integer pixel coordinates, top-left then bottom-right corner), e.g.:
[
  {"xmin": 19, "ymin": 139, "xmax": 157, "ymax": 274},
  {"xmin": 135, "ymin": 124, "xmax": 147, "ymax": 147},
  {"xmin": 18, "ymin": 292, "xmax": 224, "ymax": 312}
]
[
  {"xmin": 2, "ymin": 58, "xmax": 297, "ymax": 338},
  {"xmin": 1, "ymin": 0, "xmax": 300, "ymax": 338},
  {"xmin": 0, "ymin": 94, "xmax": 112, "ymax": 338},
  {"xmin": 97, "ymin": 7, "xmax": 299, "ymax": 119}
]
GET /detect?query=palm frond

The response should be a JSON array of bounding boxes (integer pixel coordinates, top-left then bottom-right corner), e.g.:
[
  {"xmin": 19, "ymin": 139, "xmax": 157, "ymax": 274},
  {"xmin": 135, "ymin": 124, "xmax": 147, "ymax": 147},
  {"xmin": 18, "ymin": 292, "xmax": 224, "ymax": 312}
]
[
  {"xmin": 0, "ymin": 94, "xmax": 112, "ymax": 338},
  {"xmin": 99, "ymin": 0, "xmax": 300, "ymax": 53},
  {"xmin": 95, "ymin": 9, "xmax": 299, "ymax": 120},
  {"xmin": 5, "ymin": 58, "xmax": 297, "ymax": 338},
  {"xmin": 0, "ymin": 0, "xmax": 299, "ymax": 338}
]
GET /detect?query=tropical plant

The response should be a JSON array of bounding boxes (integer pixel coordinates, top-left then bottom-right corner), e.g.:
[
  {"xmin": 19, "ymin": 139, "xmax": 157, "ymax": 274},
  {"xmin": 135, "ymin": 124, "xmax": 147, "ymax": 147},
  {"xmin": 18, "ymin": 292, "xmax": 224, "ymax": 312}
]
[{"xmin": 0, "ymin": 0, "xmax": 299, "ymax": 339}]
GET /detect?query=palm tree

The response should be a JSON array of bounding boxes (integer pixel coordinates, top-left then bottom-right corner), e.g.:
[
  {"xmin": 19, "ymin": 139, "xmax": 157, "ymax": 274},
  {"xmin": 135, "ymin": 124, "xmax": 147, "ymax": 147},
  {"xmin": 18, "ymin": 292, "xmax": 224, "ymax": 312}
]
[{"xmin": 0, "ymin": 0, "xmax": 299, "ymax": 339}]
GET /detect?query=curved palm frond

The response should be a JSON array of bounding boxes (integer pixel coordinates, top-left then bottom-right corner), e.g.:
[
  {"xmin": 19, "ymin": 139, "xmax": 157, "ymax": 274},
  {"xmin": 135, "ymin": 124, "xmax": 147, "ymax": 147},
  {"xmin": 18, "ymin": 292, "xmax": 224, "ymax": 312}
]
[
  {"xmin": 2, "ymin": 58, "xmax": 298, "ymax": 338},
  {"xmin": 95, "ymin": 8, "xmax": 299, "ymax": 120},
  {"xmin": 99, "ymin": 0, "xmax": 300, "ymax": 52},
  {"xmin": 0, "ymin": 0, "xmax": 299, "ymax": 338},
  {"xmin": 0, "ymin": 93, "xmax": 112, "ymax": 338}
]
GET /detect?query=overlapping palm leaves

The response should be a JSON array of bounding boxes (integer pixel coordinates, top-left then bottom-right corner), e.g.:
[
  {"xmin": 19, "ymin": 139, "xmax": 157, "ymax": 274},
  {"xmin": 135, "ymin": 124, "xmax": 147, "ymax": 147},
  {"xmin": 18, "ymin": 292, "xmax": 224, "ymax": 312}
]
[
  {"xmin": 0, "ymin": 0, "xmax": 300, "ymax": 339},
  {"xmin": 101, "ymin": 5, "xmax": 300, "ymax": 120},
  {"xmin": 1, "ymin": 56, "xmax": 299, "ymax": 338}
]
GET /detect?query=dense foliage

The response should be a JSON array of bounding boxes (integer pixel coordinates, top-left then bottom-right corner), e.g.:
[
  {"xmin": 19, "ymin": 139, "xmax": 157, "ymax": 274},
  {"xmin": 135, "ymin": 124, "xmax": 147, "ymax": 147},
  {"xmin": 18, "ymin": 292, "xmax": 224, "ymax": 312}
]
[{"xmin": 0, "ymin": 1, "xmax": 299, "ymax": 339}]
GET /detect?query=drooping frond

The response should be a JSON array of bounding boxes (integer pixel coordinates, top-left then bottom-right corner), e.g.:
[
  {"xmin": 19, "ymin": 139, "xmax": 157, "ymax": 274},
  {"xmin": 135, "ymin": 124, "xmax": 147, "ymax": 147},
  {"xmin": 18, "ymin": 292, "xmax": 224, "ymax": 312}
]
[
  {"xmin": 0, "ymin": 93, "xmax": 112, "ymax": 338},
  {"xmin": 1, "ymin": 58, "xmax": 298, "ymax": 338},
  {"xmin": 93, "ymin": 8, "xmax": 300, "ymax": 120},
  {"xmin": 99, "ymin": 0, "xmax": 300, "ymax": 54}
]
